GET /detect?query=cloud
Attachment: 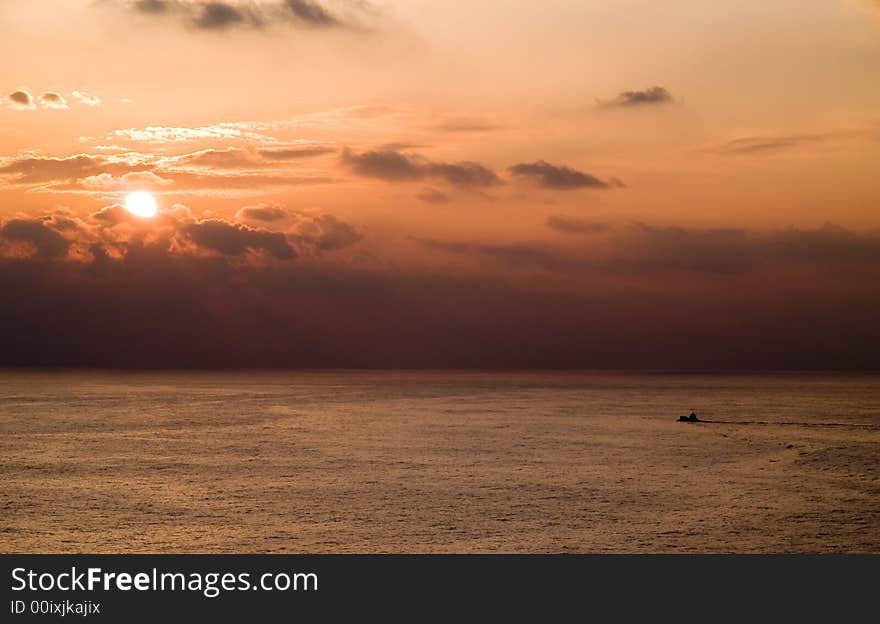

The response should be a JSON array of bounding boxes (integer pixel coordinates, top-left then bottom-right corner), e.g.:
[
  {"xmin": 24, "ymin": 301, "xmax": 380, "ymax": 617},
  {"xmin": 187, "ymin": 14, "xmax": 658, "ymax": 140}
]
[
  {"xmin": 164, "ymin": 145, "xmax": 333, "ymax": 168},
  {"xmin": 416, "ymin": 188, "xmax": 449, "ymax": 204},
  {"xmin": 546, "ymin": 216, "xmax": 610, "ymax": 234},
  {"xmin": 113, "ymin": 123, "xmax": 276, "ymax": 143},
  {"xmin": 0, "ymin": 211, "xmax": 878, "ymax": 369},
  {"xmin": 703, "ymin": 129, "xmax": 880, "ymax": 156},
  {"xmin": 38, "ymin": 92, "xmax": 69, "ymax": 110},
  {"xmin": 424, "ymin": 222, "xmax": 880, "ymax": 276},
  {"xmin": 602, "ymin": 223, "xmax": 880, "ymax": 274},
  {"xmin": 91, "ymin": 204, "xmax": 141, "ymax": 225},
  {"xmin": 618, "ymin": 224, "xmax": 754, "ymax": 274},
  {"xmin": 342, "ymin": 148, "xmax": 422, "ymax": 181},
  {"xmin": 508, "ymin": 160, "xmax": 617, "ymax": 190},
  {"xmin": 71, "ymin": 91, "xmax": 102, "ymax": 107},
  {"xmin": 258, "ymin": 146, "xmax": 335, "ymax": 160},
  {"xmin": 414, "ymin": 237, "xmax": 576, "ymax": 272},
  {"xmin": 429, "ymin": 118, "xmax": 501, "ymax": 133},
  {"xmin": 128, "ymin": 0, "xmax": 353, "ymax": 31},
  {"xmin": 152, "ymin": 170, "xmax": 333, "ymax": 191},
  {"xmin": 235, "ymin": 204, "xmax": 360, "ymax": 249},
  {"xmin": 0, "ymin": 150, "xmax": 332, "ymax": 194},
  {"xmin": 7, "ymin": 89, "xmax": 101, "ymax": 110},
  {"xmin": 0, "ymin": 155, "xmax": 108, "ymax": 184},
  {"xmin": 284, "ymin": 0, "xmax": 339, "ymax": 27},
  {"xmin": 185, "ymin": 219, "xmax": 296, "ymax": 258},
  {"xmin": 427, "ymin": 162, "xmax": 500, "ymax": 187},
  {"xmin": 0, "ymin": 218, "xmax": 71, "ymax": 258},
  {"xmin": 173, "ymin": 147, "xmax": 260, "ymax": 168},
  {"xmin": 290, "ymin": 212, "xmax": 361, "ymax": 251},
  {"xmin": 199, "ymin": 2, "xmax": 263, "ymax": 29},
  {"xmin": 342, "ymin": 148, "xmax": 502, "ymax": 188},
  {"xmin": 600, "ymin": 86, "xmax": 674, "ymax": 108},
  {"xmin": 0, "ymin": 203, "xmax": 359, "ymax": 265},
  {"xmin": 80, "ymin": 170, "xmax": 174, "ymax": 191},
  {"xmin": 7, "ymin": 90, "xmax": 35, "ymax": 110},
  {"xmin": 133, "ymin": 0, "xmax": 170, "ymax": 13},
  {"xmin": 236, "ymin": 203, "xmax": 289, "ymax": 222}
]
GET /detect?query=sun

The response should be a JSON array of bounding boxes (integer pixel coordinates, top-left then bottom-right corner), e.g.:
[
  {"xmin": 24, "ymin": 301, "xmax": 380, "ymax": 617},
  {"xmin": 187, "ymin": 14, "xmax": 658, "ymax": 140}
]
[{"xmin": 124, "ymin": 191, "xmax": 158, "ymax": 218}]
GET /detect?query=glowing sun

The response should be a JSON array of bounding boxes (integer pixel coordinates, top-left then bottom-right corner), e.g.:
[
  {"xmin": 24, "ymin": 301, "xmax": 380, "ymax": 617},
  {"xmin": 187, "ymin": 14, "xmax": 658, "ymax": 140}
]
[{"xmin": 125, "ymin": 191, "xmax": 158, "ymax": 218}]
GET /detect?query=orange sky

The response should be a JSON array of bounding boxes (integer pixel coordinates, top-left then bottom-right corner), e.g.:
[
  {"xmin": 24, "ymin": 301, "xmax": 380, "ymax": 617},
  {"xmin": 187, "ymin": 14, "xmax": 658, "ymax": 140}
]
[{"xmin": 1, "ymin": 1, "xmax": 879, "ymax": 368}]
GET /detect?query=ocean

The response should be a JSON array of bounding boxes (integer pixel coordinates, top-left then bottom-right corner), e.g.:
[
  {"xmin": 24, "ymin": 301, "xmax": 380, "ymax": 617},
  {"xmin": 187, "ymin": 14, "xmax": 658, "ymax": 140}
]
[{"xmin": 1, "ymin": 371, "xmax": 878, "ymax": 552}]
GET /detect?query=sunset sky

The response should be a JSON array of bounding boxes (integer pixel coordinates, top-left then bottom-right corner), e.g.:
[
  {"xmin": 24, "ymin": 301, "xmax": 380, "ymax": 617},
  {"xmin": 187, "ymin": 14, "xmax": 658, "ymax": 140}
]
[{"xmin": 2, "ymin": 0, "xmax": 879, "ymax": 368}]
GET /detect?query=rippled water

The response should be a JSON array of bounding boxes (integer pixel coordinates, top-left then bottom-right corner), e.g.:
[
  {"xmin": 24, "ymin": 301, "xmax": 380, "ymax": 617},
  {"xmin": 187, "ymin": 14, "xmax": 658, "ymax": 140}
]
[{"xmin": 1, "ymin": 371, "xmax": 878, "ymax": 552}]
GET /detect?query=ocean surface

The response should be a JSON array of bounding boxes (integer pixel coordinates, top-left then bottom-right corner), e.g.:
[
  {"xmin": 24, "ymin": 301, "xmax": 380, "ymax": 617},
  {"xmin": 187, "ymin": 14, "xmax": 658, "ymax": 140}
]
[{"xmin": 1, "ymin": 371, "xmax": 878, "ymax": 553}]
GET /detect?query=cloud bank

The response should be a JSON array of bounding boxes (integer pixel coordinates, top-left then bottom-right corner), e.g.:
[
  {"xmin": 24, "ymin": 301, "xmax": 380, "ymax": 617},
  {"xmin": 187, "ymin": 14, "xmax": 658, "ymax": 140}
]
[{"xmin": 0, "ymin": 206, "xmax": 877, "ymax": 369}]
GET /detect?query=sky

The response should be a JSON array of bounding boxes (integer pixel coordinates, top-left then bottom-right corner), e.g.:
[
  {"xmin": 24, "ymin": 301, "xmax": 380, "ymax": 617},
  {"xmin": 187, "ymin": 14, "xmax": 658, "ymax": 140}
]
[{"xmin": 1, "ymin": 0, "xmax": 879, "ymax": 368}]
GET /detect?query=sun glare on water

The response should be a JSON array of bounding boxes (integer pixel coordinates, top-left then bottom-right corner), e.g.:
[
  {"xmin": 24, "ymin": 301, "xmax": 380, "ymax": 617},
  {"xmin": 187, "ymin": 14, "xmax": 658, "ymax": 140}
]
[{"xmin": 125, "ymin": 191, "xmax": 158, "ymax": 218}]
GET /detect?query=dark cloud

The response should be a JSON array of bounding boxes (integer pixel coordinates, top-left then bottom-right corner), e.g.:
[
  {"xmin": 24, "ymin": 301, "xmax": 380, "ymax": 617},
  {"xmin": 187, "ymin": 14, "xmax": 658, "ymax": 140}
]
[
  {"xmin": 509, "ymin": 160, "xmax": 616, "ymax": 190},
  {"xmin": 133, "ymin": 0, "xmax": 170, "ymax": 13},
  {"xmin": 232, "ymin": 205, "xmax": 360, "ymax": 250},
  {"xmin": 414, "ymin": 237, "xmax": 576, "ymax": 272},
  {"xmin": 764, "ymin": 223, "xmax": 880, "ymax": 264},
  {"xmin": 601, "ymin": 86, "xmax": 674, "ymax": 108},
  {"xmin": 185, "ymin": 219, "xmax": 295, "ymax": 258},
  {"xmin": 416, "ymin": 188, "xmax": 450, "ymax": 204},
  {"xmin": 7, "ymin": 90, "xmax": 35, "ymax": 110},
  {"xmin": 194, "ymin": 2, "xmax": 250, "ymax": 29},
  {"xmin": 0, "ymin": 204, "xmax": 359, "ymax": 265},
  {"xmin": 342, "ymin": 148, "xmax": 501, "ymax": 188},
  {"xmin": 612, "ymin": 223, "xmax": 880, "ymax": 274},
  {"xmin": 546, "ymin": 216, "xmax": 610, "ymax": 234},
  {"xmin": 417, "ymin": 223, "xmax": 880, "ymax": 276},
  {"xmin": 342, "ymin": 148, "xmax": 423, "ymax": 181},
  {"xmin": 128, "ymin": 0, "xmax": 352, "ymax": 31},
  {"xmin": 0, "ymin": 218, "xmax": 71, "ymax": 258},
  {"xmin": 284, "ymin": 0, "xmax": 339, "ymax": 26},
  {"xmin": 258, "ymin": 146, "xmax": 335, "ymax": 160},
  {"xmin": 236, "ymin": 204, "xmax": 289, "ymax": 222},
  {"xmin": 0, "ymin": 212, "xmax": 878, "ymax": 369},
  {"xmin": 426, "ymin": 162, "xmax": 501, "ymax": 187},
  {"xmin": 620, "ymin": 224, "xmax": 754, "ymax": 274},
  {"xmin": 290, "ymin": 213, "xmax": 361, "ymax": 251}
]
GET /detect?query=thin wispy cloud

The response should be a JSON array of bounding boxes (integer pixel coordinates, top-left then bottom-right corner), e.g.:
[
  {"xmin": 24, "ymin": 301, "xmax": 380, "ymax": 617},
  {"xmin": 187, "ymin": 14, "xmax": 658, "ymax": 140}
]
[
  {"xmin": 706, "ymin": 128, "xmax": 879, "ymax": 156},
  {"xmin": 428, "ymin": 117, "xmax": 502, "ymax": 133},
  {"xmin": 71, "ymin": 90, "xmax": 102, "ymax": 107},
  {"xmin": 0, "ymin": 149, "xmax": 333, "ymax": 195},
  {"xmin": 112, "ymin": 124, "xmax": 278, "ymax": 143}
]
